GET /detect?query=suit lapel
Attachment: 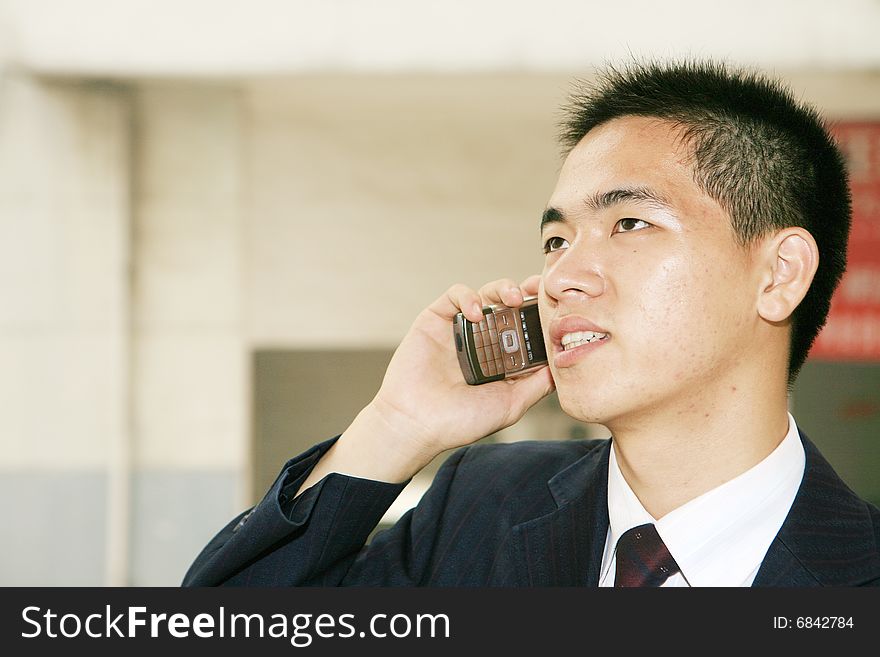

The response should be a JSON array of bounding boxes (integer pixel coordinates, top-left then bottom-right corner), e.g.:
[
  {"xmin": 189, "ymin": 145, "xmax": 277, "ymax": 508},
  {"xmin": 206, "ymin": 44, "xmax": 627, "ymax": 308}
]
[
  {"xmin": 508, "ymin": 440, "xmax": 611, "ymax": 586},
  {"xmin": 753, "ymin": 431, "xmax": 880, "ymax": 586}
]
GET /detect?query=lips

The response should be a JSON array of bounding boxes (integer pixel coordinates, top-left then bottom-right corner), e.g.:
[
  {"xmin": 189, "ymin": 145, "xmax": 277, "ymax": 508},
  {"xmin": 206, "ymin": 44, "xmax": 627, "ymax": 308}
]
[{"xmin": 548, "ymin": 315, "xmax": 611, "ymax": 366}]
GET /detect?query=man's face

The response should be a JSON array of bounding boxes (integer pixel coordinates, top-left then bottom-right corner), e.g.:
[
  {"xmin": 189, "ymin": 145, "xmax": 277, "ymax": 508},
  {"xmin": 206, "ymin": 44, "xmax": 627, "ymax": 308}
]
[{"xmin": 539, "ymin": 116, "xmax": 760, "ymax": 428}]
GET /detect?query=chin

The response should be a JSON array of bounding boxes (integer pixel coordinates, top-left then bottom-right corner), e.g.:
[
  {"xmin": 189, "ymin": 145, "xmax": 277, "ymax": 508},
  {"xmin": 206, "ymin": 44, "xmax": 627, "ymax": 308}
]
[{"xmin": 555, "ymin": 387, "xmax": 609, "ymax": 425}]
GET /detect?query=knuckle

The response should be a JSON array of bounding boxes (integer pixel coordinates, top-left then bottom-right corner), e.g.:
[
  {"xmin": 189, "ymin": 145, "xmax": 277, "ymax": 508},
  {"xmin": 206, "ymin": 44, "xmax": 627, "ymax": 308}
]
[
  {"xmin": 480, "ymin": 278, "xmax": 514, "ymax": 294},
  {"xmin": 446, "ymin": 283, "xmax": 472, "ymax": 300}
]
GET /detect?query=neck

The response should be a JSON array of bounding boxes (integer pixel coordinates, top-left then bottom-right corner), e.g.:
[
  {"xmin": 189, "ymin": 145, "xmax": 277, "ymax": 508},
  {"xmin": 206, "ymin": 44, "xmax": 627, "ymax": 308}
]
[{"xmin": 606, "ymin": 370, "xmax": 791, "ymax": 520}]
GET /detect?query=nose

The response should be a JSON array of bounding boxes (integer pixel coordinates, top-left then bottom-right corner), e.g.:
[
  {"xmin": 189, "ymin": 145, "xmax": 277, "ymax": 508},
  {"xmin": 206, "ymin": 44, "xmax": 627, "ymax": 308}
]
[{"xmin": 542, "ymin": 244, "xmax": 606, "ymax": 303}]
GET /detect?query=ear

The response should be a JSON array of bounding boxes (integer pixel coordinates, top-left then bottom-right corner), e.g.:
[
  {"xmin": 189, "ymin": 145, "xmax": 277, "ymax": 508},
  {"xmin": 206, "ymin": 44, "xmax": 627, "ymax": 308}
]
[{"xmin": 756, "ymin": 228, "xmax": 819, "ymax": 323}]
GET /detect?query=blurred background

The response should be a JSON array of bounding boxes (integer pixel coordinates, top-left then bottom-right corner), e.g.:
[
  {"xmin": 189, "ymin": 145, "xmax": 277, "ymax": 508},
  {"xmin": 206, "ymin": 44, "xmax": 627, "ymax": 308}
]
[{"xmin": 1, "ymin": 0, "xmax": 878, "ymax": 586}]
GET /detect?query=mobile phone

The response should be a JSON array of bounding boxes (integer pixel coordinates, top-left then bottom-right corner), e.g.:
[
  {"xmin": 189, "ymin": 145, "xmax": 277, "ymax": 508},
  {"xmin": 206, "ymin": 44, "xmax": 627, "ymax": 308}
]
[{"xmin": 453, "ymin": 296, "xmax": 548, "ymax": 385}]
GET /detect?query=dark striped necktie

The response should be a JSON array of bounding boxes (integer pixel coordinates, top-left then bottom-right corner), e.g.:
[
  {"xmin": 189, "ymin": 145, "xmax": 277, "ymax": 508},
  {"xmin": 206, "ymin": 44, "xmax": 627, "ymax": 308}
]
[{"xmin": 614, "ymin": 523, "xmax": 680, "ymax": 587}]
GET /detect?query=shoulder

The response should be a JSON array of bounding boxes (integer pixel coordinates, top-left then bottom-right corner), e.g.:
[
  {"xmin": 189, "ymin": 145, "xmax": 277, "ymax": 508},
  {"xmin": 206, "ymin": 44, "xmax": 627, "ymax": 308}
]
[
  {"xmin": 800, "ymin": 432, "xmax": 880, "ymax": 522},
  {"xmin": 860, "ymin": 494, "xmax": 880, "ymax": 544},
  {"xmin": 453, "ymin": 437, "xmax": 607, "ymax": 475},
  {"xmin": 432, "ymin": 438, "xmax": 608, "ymax": 516},
  {"xmin": 791, "ymin": 431, "xmax": 880, "ymax": 583},
  {"xmin": 395, "ymin": 438, "xmax": 608, "ymax": 550}
]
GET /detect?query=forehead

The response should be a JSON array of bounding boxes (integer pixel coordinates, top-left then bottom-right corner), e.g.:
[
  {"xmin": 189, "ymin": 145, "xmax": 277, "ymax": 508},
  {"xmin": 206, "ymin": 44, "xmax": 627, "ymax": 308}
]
[{"xmin": 548, "ymin": 115, "xmax": 711, "ymax": 216}]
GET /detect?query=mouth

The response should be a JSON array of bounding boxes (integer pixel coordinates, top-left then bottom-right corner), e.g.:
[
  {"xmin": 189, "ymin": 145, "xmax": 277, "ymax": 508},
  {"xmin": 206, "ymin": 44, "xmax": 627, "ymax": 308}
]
[
  {"xmin": 560, "ymin": 331, "xmax": 609, "ymax": 351},
  {"xmin": 549, "ymin": 317, "xmax": 612, "ymax": 368}
]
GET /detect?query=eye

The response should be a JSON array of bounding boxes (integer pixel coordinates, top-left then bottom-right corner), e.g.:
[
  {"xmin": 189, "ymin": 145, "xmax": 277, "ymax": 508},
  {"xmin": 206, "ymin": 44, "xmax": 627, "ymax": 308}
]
[
  {"xmin": 542, "ymin": 236, "xmax": 569, "ymax": 253},
  {"xmin": 613, "ymin": 218, "xmax": 651, "ymax": 233}
]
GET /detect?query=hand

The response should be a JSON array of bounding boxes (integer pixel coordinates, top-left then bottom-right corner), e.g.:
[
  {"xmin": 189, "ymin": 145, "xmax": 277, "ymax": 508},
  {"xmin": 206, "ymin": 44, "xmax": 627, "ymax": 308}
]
[
  {"xmin": 297, "ymin": 276, "xmax": 555, "ymax": 491},
  {"xmin": 363, "ymin": 275, "xmax": 556, "ymax": 471}
]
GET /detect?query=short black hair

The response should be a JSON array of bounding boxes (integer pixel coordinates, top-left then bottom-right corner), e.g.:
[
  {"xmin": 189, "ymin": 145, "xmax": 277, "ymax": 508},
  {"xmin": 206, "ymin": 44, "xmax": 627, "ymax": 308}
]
[{"xmin": 559, "ymin": 60, "xmax": 851, "ymax": 383}]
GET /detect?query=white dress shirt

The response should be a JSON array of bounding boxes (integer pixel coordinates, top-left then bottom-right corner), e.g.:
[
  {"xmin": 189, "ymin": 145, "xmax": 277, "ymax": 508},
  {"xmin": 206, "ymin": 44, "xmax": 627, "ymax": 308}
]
[{"xmin": 598, "ymin": 413, "xmax": 806, "ymax": 587}]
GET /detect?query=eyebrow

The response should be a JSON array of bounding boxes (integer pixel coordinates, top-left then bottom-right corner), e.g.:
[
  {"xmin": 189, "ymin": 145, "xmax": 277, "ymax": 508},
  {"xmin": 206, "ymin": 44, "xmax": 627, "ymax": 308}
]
[{"xmin": 540, "ymin": 186, "xmax": 673, "ymax": 231}]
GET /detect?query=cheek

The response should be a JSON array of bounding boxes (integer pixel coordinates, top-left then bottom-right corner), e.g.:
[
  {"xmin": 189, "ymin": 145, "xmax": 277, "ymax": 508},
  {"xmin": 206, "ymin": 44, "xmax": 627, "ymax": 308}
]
[
  {"xmin": 628, "ymin": 260, "xmax": 745, "ymax": 370},
  {"xmin": 630, "ymin": 258, "xmax": 696, "ymax": 327}
]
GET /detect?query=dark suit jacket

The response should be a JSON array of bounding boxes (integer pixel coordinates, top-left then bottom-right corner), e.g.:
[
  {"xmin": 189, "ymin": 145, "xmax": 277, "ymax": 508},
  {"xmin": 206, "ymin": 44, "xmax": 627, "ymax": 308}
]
[{"xmin": 183, "ymin": 430, "xmax": 880, "ymax": 586}]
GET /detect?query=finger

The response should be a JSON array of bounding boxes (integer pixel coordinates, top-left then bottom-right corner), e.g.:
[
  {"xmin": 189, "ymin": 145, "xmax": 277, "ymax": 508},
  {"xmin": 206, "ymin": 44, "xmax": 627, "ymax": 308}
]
[
  {"xmin": 478, "ymin": 278, "xmax": 524, "ymax": 308},
  {"xmin": 519, "ymin": 274, "xmax": 541, "ymax": 297},
  {"xmin": 427, "ymin": 284, "xmax": 484, "ymax": 323}
]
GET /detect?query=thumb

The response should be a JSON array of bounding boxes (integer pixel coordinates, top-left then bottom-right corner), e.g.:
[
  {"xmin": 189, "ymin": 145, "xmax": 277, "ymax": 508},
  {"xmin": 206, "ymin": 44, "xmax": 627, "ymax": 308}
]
[{"xmin": 508, "ymin": 366, "xmax": 555, "ymax": 416}]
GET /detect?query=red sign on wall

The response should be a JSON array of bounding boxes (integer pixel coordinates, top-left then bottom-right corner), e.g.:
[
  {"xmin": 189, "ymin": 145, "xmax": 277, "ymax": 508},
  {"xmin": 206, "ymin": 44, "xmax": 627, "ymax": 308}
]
[{"xmin": 809, "ymin": 122, "xmax": 880, "ymax": 362}]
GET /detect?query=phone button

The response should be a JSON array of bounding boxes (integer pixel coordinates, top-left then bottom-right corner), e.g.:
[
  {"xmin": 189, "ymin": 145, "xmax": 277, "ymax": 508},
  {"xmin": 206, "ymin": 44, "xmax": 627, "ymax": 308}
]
[
  {"xmin": 501, "ymin": 329, "xmax": 519, "ymax": 353},
  {"xmin": 497, "ymin": 309, "xmax": 513, "ymax": 327}
]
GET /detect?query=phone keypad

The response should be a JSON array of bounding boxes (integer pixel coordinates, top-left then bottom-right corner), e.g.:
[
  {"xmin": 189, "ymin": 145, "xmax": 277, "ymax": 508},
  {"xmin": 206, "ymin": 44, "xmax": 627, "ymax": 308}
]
[{"xmin": 471, "ymin": 309, "xmax": 524, "ymax": 377}]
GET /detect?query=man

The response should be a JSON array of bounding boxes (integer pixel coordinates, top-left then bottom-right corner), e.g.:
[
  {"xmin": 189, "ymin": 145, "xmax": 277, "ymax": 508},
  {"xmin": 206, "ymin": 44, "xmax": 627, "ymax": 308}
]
[{"xmin": 184, "ymin": 61, "xmax": 880, "ymax": 587}]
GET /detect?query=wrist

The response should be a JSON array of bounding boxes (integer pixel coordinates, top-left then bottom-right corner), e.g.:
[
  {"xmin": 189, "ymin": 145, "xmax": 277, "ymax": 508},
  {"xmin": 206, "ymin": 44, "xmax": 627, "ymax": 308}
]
[{"xmin": 335, "ymin": 402, "xmax": 439, "ymax": 483}]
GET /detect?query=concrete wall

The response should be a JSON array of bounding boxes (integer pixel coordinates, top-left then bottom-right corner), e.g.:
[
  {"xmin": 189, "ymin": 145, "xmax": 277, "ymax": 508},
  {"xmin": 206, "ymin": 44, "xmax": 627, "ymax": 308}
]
[
  {"xmin": 245, "ymin": 74, "xmax": 565, "ymax": 346},
  {"xmin": 129, "ymin": 83, "xmax": 247, "ymax": 585},
  {"xmin": 0, "ymin": 78, "xmax": 246, "ymax": 585},
  {"xmin": 0, "ymin": 75, "xmax": 129, "ymax": 585}
]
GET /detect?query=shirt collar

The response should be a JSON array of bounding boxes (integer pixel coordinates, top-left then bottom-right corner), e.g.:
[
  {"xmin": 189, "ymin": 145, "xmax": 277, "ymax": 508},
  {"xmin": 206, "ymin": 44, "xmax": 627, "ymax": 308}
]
[{"xmin": 603, "ymin": 413, "xmax": 805, "ymax": 586}]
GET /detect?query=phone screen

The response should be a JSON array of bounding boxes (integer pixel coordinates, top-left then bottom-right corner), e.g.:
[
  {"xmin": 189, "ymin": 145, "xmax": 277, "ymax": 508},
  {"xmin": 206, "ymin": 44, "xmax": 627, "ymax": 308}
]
[{"xmin": 520, "ymin": 302, "xmax": 547, "ymax": 364}]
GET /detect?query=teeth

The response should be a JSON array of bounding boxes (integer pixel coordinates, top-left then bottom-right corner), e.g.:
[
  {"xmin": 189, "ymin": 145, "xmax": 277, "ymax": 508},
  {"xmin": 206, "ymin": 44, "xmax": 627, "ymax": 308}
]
[{"xmin": 561, "ymin": 331, "xmax": 608, "ymax": 350}]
